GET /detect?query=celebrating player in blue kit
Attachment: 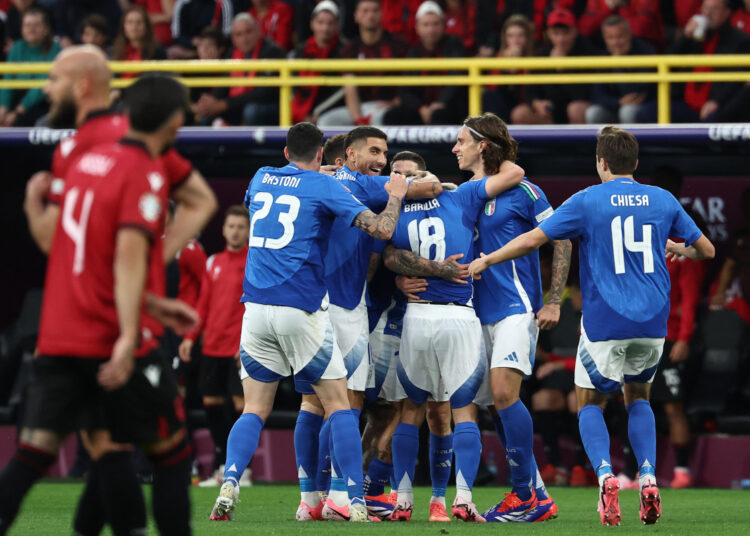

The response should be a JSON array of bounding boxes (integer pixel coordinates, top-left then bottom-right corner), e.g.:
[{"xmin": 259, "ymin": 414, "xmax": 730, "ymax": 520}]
[
  {"xmin": 209, "ymin": 122, "xmax": 409, "ymax": 523},
  {"xmin": 382, "ymin": 147, "xmax": 525, "ymax": 522},
  {"xmin": 469, "ymin": 126, "xmax": 715, "ymax": 527}
]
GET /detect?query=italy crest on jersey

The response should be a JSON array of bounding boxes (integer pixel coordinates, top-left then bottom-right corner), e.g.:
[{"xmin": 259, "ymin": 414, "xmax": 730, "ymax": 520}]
[{"xmin": 485, "ymin": 199, "xmax": 496, "ymax": 216}]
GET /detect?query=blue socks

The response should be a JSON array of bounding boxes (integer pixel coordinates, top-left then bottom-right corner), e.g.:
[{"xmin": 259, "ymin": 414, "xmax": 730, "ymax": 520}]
[
  {"xmin": 294, "ymin": 410, "xmax": 322, "ymax": 496},
  {"xmin": 316, "ymin": 418, "xmax": 331, "ymax": 492},
  {"xmin": 392, "ymin": 423, "xmax": 419, "ymax": 497},
  {"xmin": 497, "ymin": 400, "xmax": 534, "ymax": 501},
  {"xmin": 453, "ymin": 421, "xmax": 481, "ymax": 499},
  {"xmin": 364, "ymin": 458, "xmax": 392, "ymax": 497},
  {"xmin": 329, "ymin": 409, "xmax": 364, "ymax": 501},
  {"xmin": 429, "ymin": 433, "xmax": 453, "ymax": 499},
  {"xmin": 493, "ymin": 407, "xmax": 548, "ymax": 500},
  {"xmin": 578, "ymin": 404, "xmax": 612, "ymax": 481},
  {"xmin": 223, "ymin": 413, "xmax": 264, "ymax": 484},
  {"xmin": 627, "ymin": 400, "xmax": 657, "ymax": 479}
]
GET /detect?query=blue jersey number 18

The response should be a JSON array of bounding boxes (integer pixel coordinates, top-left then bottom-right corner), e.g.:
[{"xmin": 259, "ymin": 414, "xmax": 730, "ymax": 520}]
[{"xmin": 407, "ymin": 217, "xmax": 446, "ymax": 261}]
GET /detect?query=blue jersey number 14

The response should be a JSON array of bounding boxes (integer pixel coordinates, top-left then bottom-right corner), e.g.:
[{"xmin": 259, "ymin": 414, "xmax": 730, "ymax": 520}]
[{"xmin": 611, "ymin": 215, "xmax": 654, "ymax": 275}]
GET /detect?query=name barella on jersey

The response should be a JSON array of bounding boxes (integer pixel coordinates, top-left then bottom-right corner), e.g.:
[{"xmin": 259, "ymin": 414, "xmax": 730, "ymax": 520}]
[
  {"xmin": 241, "ymin": 163, "xmax": 368, "ymax": 313},
  {"xmin": 389, "ymin": 177, "xmax": 490, "ymax": 304},
  {"xmin": 539, "ymin": 177, "xmax": 703, "ymax": 341},
  {"xmin": 324, "ymin": 165, "xmax": 391, "ymax": 310},
  {"xmin": 474, "ymin": 179, "xmax": 554, "ymax": 325}
]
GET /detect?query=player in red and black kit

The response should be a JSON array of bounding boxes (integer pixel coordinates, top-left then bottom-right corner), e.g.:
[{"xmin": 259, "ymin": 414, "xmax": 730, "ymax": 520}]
[
  {"xmin": 0, "ymin": 74, "xmax": 191, "ymax": 536},
  {"xmin": 20, "ymin": 46, "xmax": 217, "ymax": 536},
  {"xmin": 179, "ymin": 205, "xmax": 250, "ymax": 486}
]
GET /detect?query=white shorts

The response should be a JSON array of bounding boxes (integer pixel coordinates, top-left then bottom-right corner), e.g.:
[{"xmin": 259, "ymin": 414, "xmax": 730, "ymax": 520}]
[
  {"xmin": 574, "ymin": 322, "xmax": 664, "ymax": 394},
  {"xmin": 482, "ymin": 312, "xmax": 539, "ymax": 376},
  {"xmin": 398, "ymin": 303, "xmax": 486, "ymax": 408},
  {"xmin": 238, "ymin": 302, "xmax": 347, "ymax": 394},
  {"xmin": 367, "ymin": 317, "xmax": 405, "ymax": 403},
  {"xmin": 330, "ymin": 298, "xmax": 371, "ymax": 392}
]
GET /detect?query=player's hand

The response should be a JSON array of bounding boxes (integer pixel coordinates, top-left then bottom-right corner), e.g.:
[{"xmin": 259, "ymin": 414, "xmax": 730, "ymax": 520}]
[
  {"xmin": 385, "ymin": 172, "xmax": 409, "ymax": 200},
  {"xmin": 665, "ymin": 239, "xmax": 684, "ymax": 261},
  {"xmin": 395, "ymin": 275, "xmax": 428, "ymax": 300},
  {"xmin": 438, "ymin": 253, "xmax": 470, "ymax": 283},
  {"xmin": 708, "ymin": 291, "xmax": 726, "ymax": 310},
  {"xmin": 536, "ymin": 303, "xmax": 561, "ymax": 330},
  {"xmin": 99, "ymin": 336, "xmax": 135, "ymax": 390},
  {"xmin": 700, "ymin": 100, "xmax": 719, "ymax": 120},
  {"xmin": 178, "ymin": 339, "xmax": 194, "ymax": 363},
  {"xmin": 26, "ymin": 171, "xmax": 53, "ymax": 202},
  {"xmin": 147, "ymin": 295, "xmax": 199, "ymax": 335},
  {"xmin": 468, "ymin": 253, "xmax": 490, "ymax": 279},
  {"xmin": 535, "ymin": 360, "xmax": 562, "ymax": 380},
  {"xmin": 669, "ymin": 340, "xmax": 690, "ymax": 363},
  {"xmin": 319, "ymin": 164, "xmax": 337, "ymax": 176}
]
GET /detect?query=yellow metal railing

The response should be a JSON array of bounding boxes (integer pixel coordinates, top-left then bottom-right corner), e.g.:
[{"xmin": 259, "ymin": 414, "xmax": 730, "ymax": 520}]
[{"xmin": 1, "ymin": 55, "xmax": 748, "ymax": 125}]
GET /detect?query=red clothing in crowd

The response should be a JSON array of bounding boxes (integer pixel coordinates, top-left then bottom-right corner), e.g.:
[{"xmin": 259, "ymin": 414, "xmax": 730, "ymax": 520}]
[
  {"xmin": 684, "ymin": 32, "xmax": 720, "ymax": 113},
  {"xmin": 381, "ymin": 0, "xmax": 421, "ymax": 45},
  {"xmin": 533, "ymin": 0, "xmax": 576, "ymax": 42},
  {"xmin": 732, "ymin": 8, "xmax": 750, "ymax": 36},
  {"xmin": 446, "ymin": 2, "xmax": 477, "ymax": 53},
  {"xmin": 250, "ymin": 0, "xmax": 294, "ymax": 51},
  {"xmin": 48, "ymin": 110, "xmax": 193, "ymax": 356},
  {"xmin": 579, "ymin": 0, "xmax": 665, "ymax": 49},
  {"xmin": 37, "ymin": 140, "xmax": 167, "ymax": 358},
  {"xmin": 176, "ymin": 239, "xmax": 206, "ymax": 309},
  {"xmin": 666, "ymin": 256, "xmax": 707, "ymax": 342},
  {"xmin": 674, "ymin": 0, "xmax": 702, "ymax": 29},
  {"xmin": 136, "ymin": 0, "xmax": 173, "ymax": 45},
  {"xmin": 185, "ymin": 246, "xmax": 248, "ymax": 357}
]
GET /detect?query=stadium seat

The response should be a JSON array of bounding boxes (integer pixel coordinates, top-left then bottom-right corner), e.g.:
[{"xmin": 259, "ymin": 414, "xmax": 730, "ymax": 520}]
[{"xmin": 687, "ymin": 309, "xmax": 748, "ymax": 424}]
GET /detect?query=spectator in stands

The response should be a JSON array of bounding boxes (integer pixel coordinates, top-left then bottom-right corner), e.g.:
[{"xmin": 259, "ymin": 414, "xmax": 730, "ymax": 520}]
[
  {"xmin": 212, "ymin": 0, "xmax": 251, "ymax": 36},
  {"xmin": 732, "ymin": 0, "xmax": 750, "ymax": 35},
  {"xmin": 2, "ymin": 0, "xmax": 34, "ymax": 49},
  {"xmin": 191, "ymin": 12, "xmax": 284, "ymax": 126},
  {"xmin": 112, "ymin": 5, "xmax": 167, "ymax": 70},
  {"xmin": 510, "ymin": 8, "xmax": 599, "ymax": 124},
  {"xmin": 649, "ymin": 166, "xmax": 708, "ymax": 490},
  {"xmin": 168, "ymin": 0, "xmax": 216, "ymax": 58},
  {"xmin": 0, "ymin": 7, "xmax": 60, "ymax": 127},
  {"xmin": 636, "ymin": 0, "xmax": 750, "ymax": 123},
  {"xmin": 80, "ymin": 14, "xmax": 110, "ymax": 51},
  {"xmin": 54, "ymin": 0, "xmax": 121, "ymax": 48},
  {"xmin": 445, "ymin": 0, "xmax": 478, "ymax": 54},
  {"xmin": 186, "ymin": 26, "xmax": 226, "ymax": 123},
  {"xmin": 317, "ymin": 0, "xmax": 407, "ymax": 127},
  {"xmin": 482, "ymin": 14, "xmax": 534, "ymax": 122},
  {"xmin": 290, "ymin": 1, "xmax": 343, "ymax": 124},
  {"xmin": 673, "ymin": 0, "xmax": 702, "ymax": 33},
  {"xmin": 248, "ymin": 0, "xmax": 294, "ymax": 51},
  {"xmin": 585, "ymin": 15, "xmax": 655, "ymax": 124},
  {"xmin": 381, "ymin": 0, "xmax": 421, "ymax": 45},
  {"xmin": 710, "ymin": 187, "xmax": 750, "ymax": 310},
  {"xmin": 131, "ymin": 0, "xmax": 176, "ymax": 46},
  {"xmin": 382, "ymin": 1, "xmax": 467, "ymax": 125},
  {"xmin": 711, "ymin": 228, "xmax": 750, "ymax": 326},
  {"xmin": 578, "ymin": 0, "xmax": 665, "ymax": 50}
]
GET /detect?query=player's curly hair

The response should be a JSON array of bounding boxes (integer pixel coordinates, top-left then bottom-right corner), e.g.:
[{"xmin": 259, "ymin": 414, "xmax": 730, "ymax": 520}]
[{"xmin": 463, "ymin": 113, "xmax": 518, "ymax": 175}]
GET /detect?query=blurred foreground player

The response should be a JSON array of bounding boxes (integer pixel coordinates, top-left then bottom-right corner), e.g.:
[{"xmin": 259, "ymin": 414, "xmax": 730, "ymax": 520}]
[
  {"xmin": 0, "ymin": 75, "xmax": 193, "ymax": 536},
  {"xmin": 209, "ymin": 123, "xmax": 410, "ymax": 522},
  {"xmin": 469, "ymin": 126, "xmax": 715, "ymax": 526}
]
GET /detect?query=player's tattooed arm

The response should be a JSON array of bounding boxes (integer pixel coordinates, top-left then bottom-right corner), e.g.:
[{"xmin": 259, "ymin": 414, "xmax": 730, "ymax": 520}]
[
  {"xmin": 353, "ymin": 195, "xmax": 402, "ymax": 240},
  {"xmin": 404, "ymin": 171, "xmax": 443, "ymax": 200},
  {"xmin": 537, "ymin": 239, "xmax": 572, "ymax": 330},
  {"xmin": 383, "ymin": 245, "xmax": 470, "ymax": 284}
]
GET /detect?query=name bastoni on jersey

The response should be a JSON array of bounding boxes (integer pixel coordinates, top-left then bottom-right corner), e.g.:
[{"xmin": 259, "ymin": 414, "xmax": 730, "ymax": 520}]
[
  {"xmin": 404, "ymin": 199, "xmax": 441, "ymax": 213},
  {"xmin": 611, "ymin": 194, "xmax": 649, "ymax": 207},
  {"xmin": 261, "ymin": 173, "xmax": 301, "ymax": 188}
]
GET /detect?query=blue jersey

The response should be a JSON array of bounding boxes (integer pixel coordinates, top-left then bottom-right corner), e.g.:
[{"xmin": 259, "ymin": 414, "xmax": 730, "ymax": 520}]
[
  {"xmin": 474, "ymin": 179, "xmax": 554, "ymax": 325},
  {"xmin": 241, "ymin": 163, "xmax": 367, "ymax": 312},
  {"xmin": 324, "ymin": 165, "xmax": 391, "ymax": 310},
  {"xmin": 539, "ymin": 177, "xmax": 702, "ymax": 341},
  {"xmin": 366, "ymin": 239, "xmax": 406, "ymax": 337},
  {"xmin": 389, "ymin": 178, "xmax": 490, "ymax": 304}
]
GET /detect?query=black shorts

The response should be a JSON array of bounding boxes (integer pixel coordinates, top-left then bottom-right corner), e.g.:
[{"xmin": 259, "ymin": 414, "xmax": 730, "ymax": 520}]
[
  {"xmin": 199, "ymin": 355, "xmax": 243, "ymax": 398},
  {"xmin": 536, "ymin": 368, "xmax": 575, "ymax": 395},
  {"xmin": 650, "ymin": 340, "xmax": 685, "ymax": 403},
  {"xmin": 23, "ymin": 351, "xmax": 185, "ymax": 445}
]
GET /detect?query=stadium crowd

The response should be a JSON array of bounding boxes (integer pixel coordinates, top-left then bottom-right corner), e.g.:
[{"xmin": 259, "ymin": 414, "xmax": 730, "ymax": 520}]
[{"xmin": 1, "ymin": 0, "xmax": 750, "ymax": 126}]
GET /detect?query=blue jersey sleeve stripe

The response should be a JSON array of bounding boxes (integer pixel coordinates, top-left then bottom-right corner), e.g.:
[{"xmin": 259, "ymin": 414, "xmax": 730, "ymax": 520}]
[{"xmin": 519, "ymin": 181, "xmax": 540, "ymax": 201}]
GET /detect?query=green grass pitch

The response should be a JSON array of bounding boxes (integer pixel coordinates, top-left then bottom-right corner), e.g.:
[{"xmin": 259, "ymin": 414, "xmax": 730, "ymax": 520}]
[{"xmin": 10, "ymin": 481, "xmax": 747, "ymax": 535}]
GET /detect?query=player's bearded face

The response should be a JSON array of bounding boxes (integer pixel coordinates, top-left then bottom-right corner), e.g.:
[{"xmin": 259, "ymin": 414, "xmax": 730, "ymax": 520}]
[{"xmin": 48, "ymin": 88, "xmax": 77, "ymax": 129}]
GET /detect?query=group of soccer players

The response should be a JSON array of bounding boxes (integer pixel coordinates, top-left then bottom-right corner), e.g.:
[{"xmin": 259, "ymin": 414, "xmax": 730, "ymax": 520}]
[{"xmin": 0, "ymin": 42, "xmax": 716, "ymax": 535}]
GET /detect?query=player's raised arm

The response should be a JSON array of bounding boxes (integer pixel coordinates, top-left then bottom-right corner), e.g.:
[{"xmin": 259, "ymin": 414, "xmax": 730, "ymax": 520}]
[
  {"xmin": 352, "ymin": 172, "xmax": 408, "ymax": 240},
  {"xmin": 384, "ymin": 245, "xmax": 470, "ymax": 284},
  {"xmin": 483, "ymin": 160, "xmax": 525, "ymax": 198},
  {"xmin": 403, "ymin": 171, "xmax": 443, "ymax": 199},
  {"xmin": 469, "ymin": 226, "xmax": 550, "ymax": 278},
  {"xmin": 666, "ymin": 235, "xmax": 715, "ymax": 261}
]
